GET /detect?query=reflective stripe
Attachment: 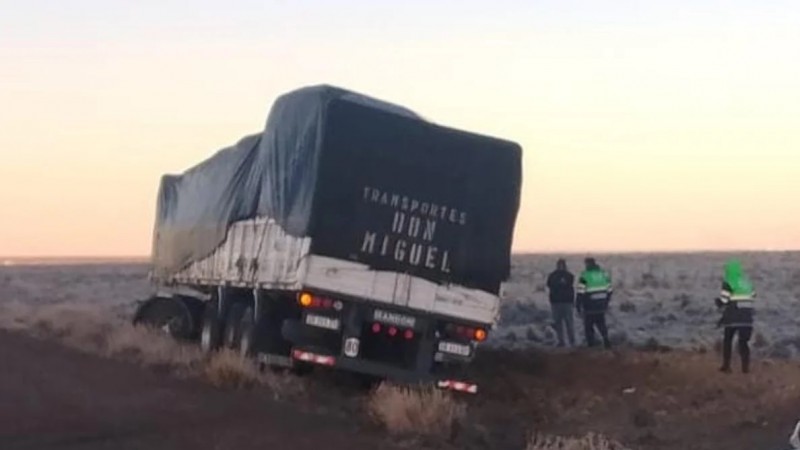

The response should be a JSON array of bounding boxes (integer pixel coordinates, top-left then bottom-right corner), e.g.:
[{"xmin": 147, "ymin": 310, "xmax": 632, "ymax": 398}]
[
  {"xmin": 291, "ymin": 349, "xmax": 336, "ymax": 366},
  {"xmin": 730, "ymin": 295, "xmax": 754, "ymax": 301},
  {"xmin": 437, "ymin": 380, "xmax": 478, "ymax": 394},
  {"xmin": 586, "ymin": 286, "xmax": 611, "ymax": 293}
]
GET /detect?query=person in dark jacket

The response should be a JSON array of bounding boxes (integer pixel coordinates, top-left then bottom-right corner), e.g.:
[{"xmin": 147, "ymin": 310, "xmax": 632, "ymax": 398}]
[
  {"xmin": 576, "ymin": 257, "xmax": 613, "ymax": 349},
  {"xmin": 546, "ymin": 259, "xmax": 576, "ymax": 347},
  {"xmin": 715, "ymin": 259, "xmax": 756, "ymax": 373}
]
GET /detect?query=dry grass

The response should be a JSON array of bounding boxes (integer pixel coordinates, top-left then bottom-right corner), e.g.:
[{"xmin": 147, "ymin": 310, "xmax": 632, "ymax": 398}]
[
  {"xmin": 367, "ymin": 382, "xmax": 466, "ymax": 438},
  {"xmin": 105, "ymin": 322, "xmax": 202, "ymax": 371},
  {"xmin": 527, "ymin": 432, "xmax": 631, "ymax": 450},
  {"xmin": 0, "ymin": 302, "xmax": 303, "ymax": 398},
  {"xmin": 204, "ymin": 349, "xmax": 262, "ymax": 389}
]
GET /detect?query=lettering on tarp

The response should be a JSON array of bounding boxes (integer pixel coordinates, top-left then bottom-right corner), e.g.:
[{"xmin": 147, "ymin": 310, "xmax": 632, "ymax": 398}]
[{"xmin": 359, "ymin": 186, "xmax": 467, "ymax": 275}]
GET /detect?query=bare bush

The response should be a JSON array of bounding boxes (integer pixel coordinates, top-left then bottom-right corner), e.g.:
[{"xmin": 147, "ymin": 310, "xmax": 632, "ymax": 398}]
[
  {"xmin": 25, "ymin": 303, "xmax": 115, "ymax": 350},
  {"xmin": 367, "ymin": 383, "xmax": 465, "ymax": 438},
  {"xmin": 204, "ymin": 350, "xmax": 262, "ymax": 389},
  {"xmin": 527, "ymin": 432, "xmax": 631, "ymax": 450},
  {"xmin": 105, "ymin": 323, "xmax": 202, "ymax": 371}
]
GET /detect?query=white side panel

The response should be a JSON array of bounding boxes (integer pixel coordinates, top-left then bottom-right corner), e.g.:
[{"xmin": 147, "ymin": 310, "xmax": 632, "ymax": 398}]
[
  {"xmin": 165, "ymin": 220, "xmax": 499, "ymax": 325},
  {"xmin": 169, "ymin": 217, "xmax": 310, "ymax": 289},
  {"xmin": 407, "ymin": 277, "xmax": 437, "ymax": 312},
  {"xmin": 301, "ymin": 256, "xmax": 500, "ymax": 325}
]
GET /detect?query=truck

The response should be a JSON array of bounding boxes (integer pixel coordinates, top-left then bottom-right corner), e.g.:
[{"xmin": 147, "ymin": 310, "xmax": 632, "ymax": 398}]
[{"xmin": 134, "ymin": 85, "xmax": 522, "ymax": 393}]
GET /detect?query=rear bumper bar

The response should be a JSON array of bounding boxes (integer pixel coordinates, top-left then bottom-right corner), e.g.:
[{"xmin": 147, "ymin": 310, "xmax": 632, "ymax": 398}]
[{"xmin": 288, "ymin": 348, "xmax": 479, "ymax": 394}]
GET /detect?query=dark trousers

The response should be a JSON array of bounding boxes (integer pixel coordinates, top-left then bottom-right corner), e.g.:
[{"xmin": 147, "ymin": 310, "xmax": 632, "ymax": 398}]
[
  {"xmin": 722, "ymin": 326, "xmax": 752, "ymax": 372},
  {"xmin": 583, "ymin": 313, "xmax": 610, "ymax": 348},
  {"xmin": 551, "ymin": 303, "xmax": 575, "ymax": 347}
]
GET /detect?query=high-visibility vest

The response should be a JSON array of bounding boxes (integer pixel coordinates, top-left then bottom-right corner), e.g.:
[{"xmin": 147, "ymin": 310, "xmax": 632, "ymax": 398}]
[
  {"xmin": 719, "ymin": 276, "xmax": 756, "ymax": 307},
  {"xmin": 577, "ymin": 268, "xmax": 612, "ymax": 295}
]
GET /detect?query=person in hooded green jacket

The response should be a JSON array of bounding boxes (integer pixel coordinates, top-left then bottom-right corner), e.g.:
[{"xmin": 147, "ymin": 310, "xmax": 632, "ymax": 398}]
[
  {"xmin": 714, "ymin": 259, "xmax": 756, "ymax": 373},
  {"xmin": 576, "ymin": 257, "xmax": 613, "ymax": 349}
]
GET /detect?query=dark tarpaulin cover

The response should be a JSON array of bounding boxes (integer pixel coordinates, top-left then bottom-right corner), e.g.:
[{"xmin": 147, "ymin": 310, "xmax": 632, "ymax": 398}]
[{"xmin": 152, "ymin": 85, "xmax": 522, "ymax": 294}]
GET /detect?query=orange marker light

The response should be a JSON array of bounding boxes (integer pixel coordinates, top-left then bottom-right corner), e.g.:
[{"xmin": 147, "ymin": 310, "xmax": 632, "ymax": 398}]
[
  {"xmin": 474, "ymin": 328, "xmax": 487, "ymax": 342},
  {"xmin": 299, "ymin": 292, "xmax": 313, "ymax": 307}
]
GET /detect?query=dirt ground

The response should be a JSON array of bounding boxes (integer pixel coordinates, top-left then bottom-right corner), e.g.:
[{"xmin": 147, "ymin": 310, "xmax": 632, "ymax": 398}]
[
  {"xmin": 464, "ymin": 346, "xmax": 800, "ymax": 450},
  {"xmin": 1, "ymin": 329, "xmax": 798, "ymax": 450},
  {"xmin": 0, "ymin": 330, "xmax": 405, "ymax": 450}
]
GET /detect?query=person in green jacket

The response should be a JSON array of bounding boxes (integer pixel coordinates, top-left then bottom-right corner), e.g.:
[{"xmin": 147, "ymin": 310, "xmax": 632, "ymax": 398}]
[
  {"xmin": 715, "ymin": 259, "xmax": 756, "ymax": 373},
  {"xmin": 576, "ymin": 257, "xmax": 613, "ymax": 349}
]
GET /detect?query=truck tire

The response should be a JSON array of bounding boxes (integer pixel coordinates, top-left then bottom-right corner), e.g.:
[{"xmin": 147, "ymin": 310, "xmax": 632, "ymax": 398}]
[
  {"xmin": 200, "ymin": 302, "xmax": 222, "ymax": 353},
  {"xmin": 240, "ymin": 303, "xmax": 307, "ymax": 375},
  {"xmin": 174, "ymin": 296, "xmax": 206, "ymax": 340},
  {"xmin": 222, "ymin": 303, "xmax": 246, "ymax": 349},
  {"xmin": 239, "ymin": 305, "xmax": 282, "ymax": 356},
  {"xmin": 132, "ymin": 296, "xmax": 195, "ymax": 340},
  {"xmin": 239, "ymin": 306, "xmax": 258, "ymax": 357}
]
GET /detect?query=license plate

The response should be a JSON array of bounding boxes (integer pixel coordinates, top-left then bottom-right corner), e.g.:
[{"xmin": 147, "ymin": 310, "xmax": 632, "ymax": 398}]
[
  {"xmin": 438, "ymin": 341, "xmax": 471, "ymax": 357},
  {"xmin": 305, "ymin": 314, "xmax": 340, "ymax": 331},
  {"xmin": 373, "ymin": 309, "xmax": 416, "ymax": 328}
]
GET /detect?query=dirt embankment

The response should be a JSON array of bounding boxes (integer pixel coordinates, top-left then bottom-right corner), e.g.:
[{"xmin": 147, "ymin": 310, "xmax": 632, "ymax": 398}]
[
  {"xmin": 1, "ymin": 323, "xmax": 798, "ymax": 450},
  {"xmin": 464, "ymin": 347, "xmax": 800, "ymax": 450},
  {"xmin": 0, "ymin": 330, "xmax": 402, "ymax": 450}
]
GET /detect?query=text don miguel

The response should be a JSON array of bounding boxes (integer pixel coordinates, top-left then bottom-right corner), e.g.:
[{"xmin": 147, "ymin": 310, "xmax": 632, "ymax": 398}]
[{"xmin": 356, "ymin": 186, "xmax": 468, "ymax": 274}]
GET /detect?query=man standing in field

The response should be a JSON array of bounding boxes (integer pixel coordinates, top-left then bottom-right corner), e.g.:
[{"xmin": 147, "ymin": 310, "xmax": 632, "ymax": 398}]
[
  {"xmin": 715, "ymin": 259, "xmax": 756, "ymax": 373},
  {"xmin": 547, "ymin": 259, "xmax": 576, "ymax": 347},
  {"xmin": 576, "ymin": 257, "xmax": 613, "ymax": 349}
]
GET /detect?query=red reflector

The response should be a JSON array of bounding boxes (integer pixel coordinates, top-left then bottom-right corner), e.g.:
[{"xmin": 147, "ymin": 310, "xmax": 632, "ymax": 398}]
[
  {"xmin": 404, "ymin": 329, "xmax": 414, "ymax": 340},
  {"xmin": 388, "ymin": 326, "xmax": 398, "ymax": 337},
  {"xmin": 291, "ymin": 349, "xmax": 336, "ymax": 366},
  {"xmin": 371, "ymin": 323, "xmax": 381, "ymax": 333},
  {"xmin": 437, "ymin": 379, "xmax": 478, "ymax": 394},
  {"xmin": 322, "ymin": 298, "xmax": 332, "ymax": 308},
  {"xmin": 456, "ymin": 325, "xmax": 464, "ymax": 335}
]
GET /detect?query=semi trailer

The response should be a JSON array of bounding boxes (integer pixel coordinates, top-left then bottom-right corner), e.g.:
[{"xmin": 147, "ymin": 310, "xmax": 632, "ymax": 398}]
[{"xmin": 134, "ymin": 85, "xmax": 522, "ymax": 393}]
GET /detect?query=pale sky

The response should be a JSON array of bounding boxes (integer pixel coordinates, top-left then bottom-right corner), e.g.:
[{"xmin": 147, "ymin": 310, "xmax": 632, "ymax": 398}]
[{"xmin": 1, "ymin": 0, "xmax": 799, "ymax": 256}]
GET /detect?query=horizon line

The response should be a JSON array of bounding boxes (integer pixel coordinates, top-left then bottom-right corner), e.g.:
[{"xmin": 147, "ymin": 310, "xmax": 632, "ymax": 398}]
[{"xmin": 2, "ymin": 247, "xmax": 799, "ymax": 261}]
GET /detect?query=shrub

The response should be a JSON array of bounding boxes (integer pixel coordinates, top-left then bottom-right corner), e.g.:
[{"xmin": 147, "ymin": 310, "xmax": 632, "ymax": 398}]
[
  {"xmin": 204, "ymin": 350, "xmax": 262, "ymax": 389},
  {"xmin": 367, "ymin": 383, "xmax": 466, "ymax": 438}
]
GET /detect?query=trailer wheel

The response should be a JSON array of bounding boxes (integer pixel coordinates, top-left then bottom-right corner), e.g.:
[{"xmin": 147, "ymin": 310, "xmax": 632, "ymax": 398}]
[
  {"xmin": 239, "ymin": 306, "xmax": 258, "ymax": 357},
  {"xmin": 133, "ymin": 296, "xmax": 194, "ymax": 340},
  {"xmin": 240, "ymin": 304, "xmax": 300, "ymax": 376},
  {"xmin": 200, "ymin": 302, "xmax": 222, "ymax": 353},
  {"xmin": 222, "ymin": 303, "xmax": 246, "ymax": 349}
]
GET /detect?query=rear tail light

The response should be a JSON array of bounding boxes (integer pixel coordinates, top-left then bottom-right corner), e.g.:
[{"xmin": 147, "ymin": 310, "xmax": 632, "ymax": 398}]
[
  {"xmin": 299, "ymin": 292, "xmax": 313, "ymax": 307},
  {"xmin": 369, "ymin": 322, "xmax": 415, "ymax": 339},
  {"xmin": 474, "ymin": 328, "xmax": 487, "ymax": 342},
  {"xmin": 298, "ymin": 292, "xmax": 343, "ymax": 311},
  {"xmin": 444, "ymin": 323, "xmax": 488, "ymax": 342}
]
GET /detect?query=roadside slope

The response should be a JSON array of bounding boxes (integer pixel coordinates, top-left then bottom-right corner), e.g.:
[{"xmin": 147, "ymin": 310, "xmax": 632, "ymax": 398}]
[{"xmin": 0, "ymin": 330, "xmax": 399, "ymax": 450}]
